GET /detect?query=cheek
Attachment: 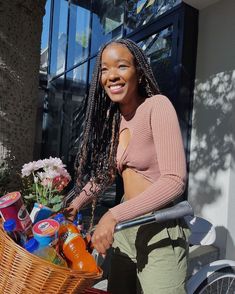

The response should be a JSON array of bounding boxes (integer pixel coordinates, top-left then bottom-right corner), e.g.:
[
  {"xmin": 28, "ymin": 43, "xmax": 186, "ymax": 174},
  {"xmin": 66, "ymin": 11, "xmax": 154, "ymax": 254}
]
[{"xmin": 100, "ymin": 75, "xmax": 107, "ymax": 87}]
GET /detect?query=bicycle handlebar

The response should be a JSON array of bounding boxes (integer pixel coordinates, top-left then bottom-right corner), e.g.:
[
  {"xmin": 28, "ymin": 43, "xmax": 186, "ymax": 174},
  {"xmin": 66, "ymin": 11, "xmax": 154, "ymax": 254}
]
[{"xmin": 115, "ymin": 201, "xmax": 194, "ymax": 232}]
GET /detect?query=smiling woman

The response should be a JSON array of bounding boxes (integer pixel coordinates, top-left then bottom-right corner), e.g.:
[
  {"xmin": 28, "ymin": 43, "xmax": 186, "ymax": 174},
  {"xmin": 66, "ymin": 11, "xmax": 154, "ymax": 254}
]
[
  {"xmin": 64, "ymin": 39, "xmax": 189, "ymax": 294},
  {"xmin": 100, "ymin": 44, "xmax": 141, "ymax": 110}
]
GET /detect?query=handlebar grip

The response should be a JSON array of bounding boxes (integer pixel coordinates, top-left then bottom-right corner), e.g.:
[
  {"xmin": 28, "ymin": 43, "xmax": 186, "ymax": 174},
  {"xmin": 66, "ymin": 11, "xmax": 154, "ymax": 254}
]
[{"xmin": 115, "ymin": 201, "xmax": 194, "ymax": 232}]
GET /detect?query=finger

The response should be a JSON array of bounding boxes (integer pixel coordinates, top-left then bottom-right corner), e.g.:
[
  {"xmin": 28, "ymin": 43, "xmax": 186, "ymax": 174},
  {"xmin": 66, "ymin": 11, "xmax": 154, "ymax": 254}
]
[
  {"xmin": 93, "ymin": 241, "xmax": 110, "ymax": 255},
  {"xmin": 92, "ymin": 235, "xmax": 111, "ymax": 254}
]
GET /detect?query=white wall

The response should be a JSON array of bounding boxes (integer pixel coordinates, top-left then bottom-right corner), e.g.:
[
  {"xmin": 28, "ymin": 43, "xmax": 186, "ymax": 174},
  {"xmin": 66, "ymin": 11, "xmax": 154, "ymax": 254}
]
[{"xmin": 188, "ymin": 0, "xmax": 235, "ymax": 259}]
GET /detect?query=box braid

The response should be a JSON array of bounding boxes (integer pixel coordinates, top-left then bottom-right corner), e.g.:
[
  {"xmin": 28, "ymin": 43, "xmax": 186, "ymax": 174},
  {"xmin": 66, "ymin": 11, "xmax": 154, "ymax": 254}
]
[{"xmin": 64, "ymin": 38, "xmax": 161, "ymax": 206}]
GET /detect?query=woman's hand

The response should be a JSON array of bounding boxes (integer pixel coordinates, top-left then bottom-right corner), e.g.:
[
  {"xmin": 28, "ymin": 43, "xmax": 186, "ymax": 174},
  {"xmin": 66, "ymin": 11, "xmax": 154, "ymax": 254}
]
[
  {"xmin": 91, "ymin": 211, "xmax": 117, "ymax": 255},
  {"xmin": 63, "ymin": 204, "xmax": 77, "ymax": 221}
]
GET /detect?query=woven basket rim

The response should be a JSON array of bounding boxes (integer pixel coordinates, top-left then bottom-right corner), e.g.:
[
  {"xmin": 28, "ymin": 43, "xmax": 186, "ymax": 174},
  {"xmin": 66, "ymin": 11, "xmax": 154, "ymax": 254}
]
[{"xmin": 0, "ymin": 221, "xmax": 103, "ymax": 278}]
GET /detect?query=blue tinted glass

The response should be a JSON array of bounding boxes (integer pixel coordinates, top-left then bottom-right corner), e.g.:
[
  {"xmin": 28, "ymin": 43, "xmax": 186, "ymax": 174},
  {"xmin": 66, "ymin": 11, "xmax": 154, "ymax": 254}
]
[
  {"xmin": 88, "ymin": 57, "xmax": 96, "ymax": 83},
  {"xmin": 40, "ymin": 0, "xmax": 51, "ymax": 72},
  {"xmin": 50, "ymin": 0, "xmax": 68, "ymax": 76},
  {"xmin": 91, "ymin": 0, "xmax": 124, "ymax": 55},
  {"xmin": 43, "ymin": 75, "xmax": 65, "ymax": 157},
  {"xmin": 66, "ymin": 62, "xmax": 88, "ymax": 94},
  {"xmin": 126, "ymin": 0, "xmax": 181, "ymax": 33},
  {"xmin": 67, "ymin": 2, "xmax": 91, "ymax": 69},
  {"xmin": 138, "ymin": 26, "xmax": 174, "ymax": 100}
]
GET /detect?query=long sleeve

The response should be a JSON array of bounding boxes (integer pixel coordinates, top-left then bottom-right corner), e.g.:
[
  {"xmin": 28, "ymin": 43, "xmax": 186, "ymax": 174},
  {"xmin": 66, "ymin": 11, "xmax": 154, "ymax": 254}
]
[
  {"xmin": 109, "ymin": 95, "xmax": 187, "ymax": 223},
  {"xmin": 71, "ymin": 180, "xmax": 101, "ymax": 210}
]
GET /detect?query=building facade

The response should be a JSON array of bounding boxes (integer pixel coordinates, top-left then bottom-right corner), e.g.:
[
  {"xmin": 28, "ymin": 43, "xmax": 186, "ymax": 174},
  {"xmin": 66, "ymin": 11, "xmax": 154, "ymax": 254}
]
[{"xmin": 40, "ymin": 0, "xmax": 198, "ymax": 177}]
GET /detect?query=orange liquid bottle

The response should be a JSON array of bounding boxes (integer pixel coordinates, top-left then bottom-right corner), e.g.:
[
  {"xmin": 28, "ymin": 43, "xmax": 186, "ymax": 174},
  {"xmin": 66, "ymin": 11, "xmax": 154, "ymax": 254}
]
[{"xmin": 54, "ymin": 213, "xmax": 98, "ymax": 273}]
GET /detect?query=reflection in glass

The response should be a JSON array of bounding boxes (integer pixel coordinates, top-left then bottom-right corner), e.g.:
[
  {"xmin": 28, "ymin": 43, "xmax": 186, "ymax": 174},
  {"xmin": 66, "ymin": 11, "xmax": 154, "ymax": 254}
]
[
  {"xmin": 126, "ymin": 0, "xmax": 181, "ymax": 33},
  {"xmin": 66, "ymin": 62, "xmax": 88, "ymax": 95},
  {"xmin": 88, "ymin": 57, "xmax": 96, "ymax": 83},
  {"xmin": 138, "ymin": 26, "xmax": 174, "ymax": 96},
  {"xmin": 67, "ymin": 2, "xmax": 91, "ymax": 69},
  {"xmin": 42, "ymin": 75, "xmax": 65, "ymax": 158},
  {"xmin": 91, "ymin": 0, "xmax": 124, "ymax": 54},
  {"xmin": 40, "ymin": 0, "xmax": 51, "ymax": 73},
  {"xmin": 65, "ymin": 63, "xmax": 88, "ymax": 166},
  {"xmin": 50, "ymin": 0, "xmax": 68, "ymax": 76}
]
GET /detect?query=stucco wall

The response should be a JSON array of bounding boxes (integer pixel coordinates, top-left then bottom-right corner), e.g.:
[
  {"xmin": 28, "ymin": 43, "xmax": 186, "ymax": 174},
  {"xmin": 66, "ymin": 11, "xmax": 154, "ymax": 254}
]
[
  {"xmin": 188, "ymin": 0, "xmax": 235, "ymax": 259},
  {"xmin": 0, "ymin": 0, "xmax": 46, "ymax": 192}
]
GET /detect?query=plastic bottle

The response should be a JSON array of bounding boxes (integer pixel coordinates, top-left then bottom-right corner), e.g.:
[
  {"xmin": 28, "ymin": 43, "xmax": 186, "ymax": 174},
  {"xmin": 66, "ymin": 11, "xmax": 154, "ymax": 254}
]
[
  {"xmin": 24, "ymin": 238, "xmax": 67, "ymax": 267},
  {"xmin": 73, "ymin": 212, "xmax": 84, "ymax": 234},
  {"xmin": 54, "ymin": 213, "xmax": 98, "ymax": 272},
  {"xmin": 3, "ymin": 219, "xmax": 27, "ymax": 246},
  {"xmin": 53, "ymin": 213, "xmax": 86, "ymax": 251}
]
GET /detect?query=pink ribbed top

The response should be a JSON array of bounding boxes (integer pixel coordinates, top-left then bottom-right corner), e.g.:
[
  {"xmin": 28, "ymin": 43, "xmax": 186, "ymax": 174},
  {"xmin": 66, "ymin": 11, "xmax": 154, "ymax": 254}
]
[{"xmin": 71, "ymin": 95, "xmax": 187, "ymax": 223}]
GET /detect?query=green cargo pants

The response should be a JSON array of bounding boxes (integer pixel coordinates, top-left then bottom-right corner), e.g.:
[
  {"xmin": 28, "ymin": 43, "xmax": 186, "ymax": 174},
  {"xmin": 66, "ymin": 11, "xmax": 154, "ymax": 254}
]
[{"xmin": 107, "ymin": 217, "xmax": 189, "ymax": 294}]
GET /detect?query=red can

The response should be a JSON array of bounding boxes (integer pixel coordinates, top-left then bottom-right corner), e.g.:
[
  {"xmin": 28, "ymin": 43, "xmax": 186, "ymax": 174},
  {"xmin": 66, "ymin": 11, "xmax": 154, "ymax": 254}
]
[{"xmin": 0, "ymin": 191, "xmax": 32, "ymax": 232}]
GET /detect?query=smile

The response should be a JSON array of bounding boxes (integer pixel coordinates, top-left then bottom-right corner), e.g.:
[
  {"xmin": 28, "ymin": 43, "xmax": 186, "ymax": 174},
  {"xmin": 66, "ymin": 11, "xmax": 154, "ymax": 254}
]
[{"xmin": 109, "ymin": 84, "xmax": 125, "ymax": 94}]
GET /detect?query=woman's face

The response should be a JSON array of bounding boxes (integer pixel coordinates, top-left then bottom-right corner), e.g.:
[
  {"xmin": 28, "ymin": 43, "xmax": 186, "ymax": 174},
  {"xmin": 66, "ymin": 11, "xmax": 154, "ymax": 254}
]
[{"xmin": 100, "ymin": 43, "xmax": 140, "ymax": 106}]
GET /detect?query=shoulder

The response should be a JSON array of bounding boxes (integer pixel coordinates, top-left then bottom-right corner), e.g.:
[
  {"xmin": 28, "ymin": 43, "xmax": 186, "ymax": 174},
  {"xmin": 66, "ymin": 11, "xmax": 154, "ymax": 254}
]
[{"xmin": 145, "ymin": 95, "xmax": 176, "ymax": 113}]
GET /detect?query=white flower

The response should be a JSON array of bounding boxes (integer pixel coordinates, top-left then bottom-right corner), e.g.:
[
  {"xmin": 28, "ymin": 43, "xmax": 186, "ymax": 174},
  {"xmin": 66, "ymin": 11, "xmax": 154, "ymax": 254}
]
[
  {"xmin": 43, "ymin": 157, "xmax": 65, "ymax": 169},
  {"xmin": 21, "ymin": 161, "xmax": 37, "ymax": 177},
  {"xmin": 34, "ymin": 159, "xmax": 45, "ymax": 170},
  {"xmin": 34, "ymin": 176, "xmax": 39, "ymax": 183}
]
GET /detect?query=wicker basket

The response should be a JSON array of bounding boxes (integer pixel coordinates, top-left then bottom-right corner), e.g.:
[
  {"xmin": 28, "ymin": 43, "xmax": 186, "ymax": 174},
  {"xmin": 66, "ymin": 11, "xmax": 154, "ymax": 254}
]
[{"xmin": 0, "ymin": 223, "xmax": 102, "ymax": 294}]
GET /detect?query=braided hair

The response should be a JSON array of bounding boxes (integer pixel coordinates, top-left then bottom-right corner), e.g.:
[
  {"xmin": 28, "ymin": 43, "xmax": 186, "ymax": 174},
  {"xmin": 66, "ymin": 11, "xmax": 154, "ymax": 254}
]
[{"xmin": 65, "ymin": 38, "xmax": 161, "ymax": 205}]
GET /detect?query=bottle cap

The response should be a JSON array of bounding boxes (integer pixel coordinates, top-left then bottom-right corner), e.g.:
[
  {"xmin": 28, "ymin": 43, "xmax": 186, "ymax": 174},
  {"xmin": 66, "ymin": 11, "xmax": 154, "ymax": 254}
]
[
  {"xmin": 24, "ymin": 238, "xmax": 39, "ymax": 253},
  {"xmin": 77, "ymin": 213, "xmax": 82, "ymax": 221},
  {"xmin": 53, "ymin": 213, "xmax": 65, "ymax": 223},
  {"xmin": 3, "ymin": 219, "xmax": 17, "ymax": 232}
]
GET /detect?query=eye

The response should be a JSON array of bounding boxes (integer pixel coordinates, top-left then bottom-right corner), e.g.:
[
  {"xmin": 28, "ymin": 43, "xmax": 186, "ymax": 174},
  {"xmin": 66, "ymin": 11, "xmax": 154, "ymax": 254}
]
[
  {"xmin": 119, "ymin": 64, "xmax": 128, "ymax": 69},
  {"xmin": 101, "ymin": 67, "xmax": 108, "ymax": 73}
]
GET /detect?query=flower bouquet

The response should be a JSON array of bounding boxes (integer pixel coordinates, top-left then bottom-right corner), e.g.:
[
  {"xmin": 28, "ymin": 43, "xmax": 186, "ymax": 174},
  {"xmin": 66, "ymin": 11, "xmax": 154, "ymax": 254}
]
[{"xmin": 21, "ymin": 157, "xmax": 71, "ymax": 214}]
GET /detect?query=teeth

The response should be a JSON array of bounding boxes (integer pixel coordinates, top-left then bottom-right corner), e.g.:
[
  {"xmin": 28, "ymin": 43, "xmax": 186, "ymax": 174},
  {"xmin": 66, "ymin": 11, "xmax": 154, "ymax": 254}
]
[{"xmin": 110, "ymin": 85, "xmax": 122, "ymax": 90}]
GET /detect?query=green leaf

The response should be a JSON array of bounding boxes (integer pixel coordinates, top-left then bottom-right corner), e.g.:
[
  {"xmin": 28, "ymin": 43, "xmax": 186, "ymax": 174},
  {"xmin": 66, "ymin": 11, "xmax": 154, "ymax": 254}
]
[
  {"xmin": 52, "ymin": 203, "xmax": 62, "ymax": 212},
  {"xmin": 24, "ymin": 194, "xmax": 36, "ymax": 200},
  {"xmin": 40, "ymin": 198, "xmax": 48, "ymax": 206},
  {"xmin": 50, "ymin": 195, "xmax": 63, "ymax": 204}
]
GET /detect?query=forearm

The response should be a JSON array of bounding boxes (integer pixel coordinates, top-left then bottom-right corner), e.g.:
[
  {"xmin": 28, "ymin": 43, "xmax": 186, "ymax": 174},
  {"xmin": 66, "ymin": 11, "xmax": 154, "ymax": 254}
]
[
  {"xmin": 109, "ymin": 173, "xmax": 186, "ymax": 223},
  {"xmin": 70, "ymin": 181, "xmax": 101, "ymax": 210}
]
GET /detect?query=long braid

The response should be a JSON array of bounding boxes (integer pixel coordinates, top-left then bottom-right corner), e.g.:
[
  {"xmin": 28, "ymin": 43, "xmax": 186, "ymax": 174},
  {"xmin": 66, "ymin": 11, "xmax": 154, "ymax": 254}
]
[{"xmin": 64, "ymin": 38, "xmax": 160, "ymax": 208}]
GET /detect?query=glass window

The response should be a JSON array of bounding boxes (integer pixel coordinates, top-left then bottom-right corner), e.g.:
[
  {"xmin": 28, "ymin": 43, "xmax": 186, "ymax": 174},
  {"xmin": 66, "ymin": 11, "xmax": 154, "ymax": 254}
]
[
  {"xmin": 42, "ymin": 75, "xmax": 65, "ymax": 158},
  {"xmin": 88, "ymin": 57, "xmax": 96, "ymax": 83},
  {"xmin": 91, "ymin": 0, "xmax": 125, "ymax": 55},
  {"xmin": 65, "ymin": 63, "xmax": 88, "ymax": 166},
  {"xmin": 67, "ymin": 1, "xmax": 91, "ymax": 70},
  {"xmin": 66, "ymin": 62, "xmax": 88, "ymax": 94},
  {"xmin": 126, "ymin": 0, "xmax": 181, "ymax": 33},
  {"xmin": 138, "ymin": 26, "xmax": 174, "ymax": 96},
  {"xmin": 40, "ymin": 0, "xmax": 51, "ymax": 73},
  {"xmin": 50, "ymin": 0, "xmax": 68, "ymax": 76}
]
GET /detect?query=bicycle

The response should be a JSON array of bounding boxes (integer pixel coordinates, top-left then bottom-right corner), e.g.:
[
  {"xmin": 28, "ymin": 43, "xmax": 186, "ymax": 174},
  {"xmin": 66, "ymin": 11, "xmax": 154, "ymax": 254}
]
[{"xmin": 88, "ymin": 201, "xmax": 235, "ymax": 294}]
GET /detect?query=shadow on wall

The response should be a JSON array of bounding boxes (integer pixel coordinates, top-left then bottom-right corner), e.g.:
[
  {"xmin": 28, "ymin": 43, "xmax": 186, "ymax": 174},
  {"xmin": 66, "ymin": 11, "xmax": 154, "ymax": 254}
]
[
  {"xmin": 189, "ymin": 70, "xmax": 235, "ymax": 214},
  {"xmin": 215, "ymin": 225, "xmax": 235, "ymax": 259}
]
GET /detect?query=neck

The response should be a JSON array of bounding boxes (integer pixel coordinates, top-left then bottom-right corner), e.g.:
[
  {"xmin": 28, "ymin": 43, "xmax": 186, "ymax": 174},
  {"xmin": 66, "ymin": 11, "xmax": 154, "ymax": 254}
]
[{"xmin": 119, "ymin": 96, "xmax": 145, "ymax": 118}]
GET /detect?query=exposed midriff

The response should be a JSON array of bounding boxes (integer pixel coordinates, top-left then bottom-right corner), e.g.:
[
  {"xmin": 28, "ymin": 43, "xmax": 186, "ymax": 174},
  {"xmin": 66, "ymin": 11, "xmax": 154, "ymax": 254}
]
[{"xmin": 122, "ymin": 168, "xmax": 152, "ymax": 201}]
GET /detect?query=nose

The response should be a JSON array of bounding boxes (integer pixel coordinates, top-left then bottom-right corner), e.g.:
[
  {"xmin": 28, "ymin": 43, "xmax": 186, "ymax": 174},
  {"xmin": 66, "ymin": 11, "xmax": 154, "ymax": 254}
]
[{"xmin": 107, "ymin": 68, "xmax": 120, "ymax": 81}]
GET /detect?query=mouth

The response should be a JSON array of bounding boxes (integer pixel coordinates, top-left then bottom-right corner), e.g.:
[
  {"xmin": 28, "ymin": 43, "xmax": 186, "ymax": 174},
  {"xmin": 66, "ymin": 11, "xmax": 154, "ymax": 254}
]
[{"xmin": 108, "ymin": 84, "xmax": 125, "ymax": 94}]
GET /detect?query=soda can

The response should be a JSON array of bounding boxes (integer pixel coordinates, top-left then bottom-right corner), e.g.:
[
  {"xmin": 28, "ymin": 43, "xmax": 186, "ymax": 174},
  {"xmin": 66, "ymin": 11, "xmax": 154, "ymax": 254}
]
[
  {"xmin": 0, "ymin": 191, "xmax": 32, "ymax": 233},
  {"xmin": 33, "ymin": 218, "xmax": 60, "ymax": 249}
]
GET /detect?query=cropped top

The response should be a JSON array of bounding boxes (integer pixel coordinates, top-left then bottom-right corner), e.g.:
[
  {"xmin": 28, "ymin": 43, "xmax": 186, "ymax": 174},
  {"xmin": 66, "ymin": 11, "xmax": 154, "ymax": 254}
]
[{"xmin": 71, "ymin": 95, "xmax": 187, "ymax": 223}]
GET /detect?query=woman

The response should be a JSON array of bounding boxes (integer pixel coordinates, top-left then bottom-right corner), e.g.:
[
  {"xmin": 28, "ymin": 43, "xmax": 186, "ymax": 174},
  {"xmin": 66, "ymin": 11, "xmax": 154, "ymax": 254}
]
[{"xmin": 65, "ymin": 39, "xmax": 189, "ymax": 294}]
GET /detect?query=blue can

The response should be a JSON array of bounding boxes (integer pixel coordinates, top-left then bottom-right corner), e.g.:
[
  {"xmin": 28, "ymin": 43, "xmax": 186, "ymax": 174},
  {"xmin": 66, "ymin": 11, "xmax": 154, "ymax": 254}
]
[{"xmin": 33, "ymin": 219, "xmax": 60, "ymax": 248}]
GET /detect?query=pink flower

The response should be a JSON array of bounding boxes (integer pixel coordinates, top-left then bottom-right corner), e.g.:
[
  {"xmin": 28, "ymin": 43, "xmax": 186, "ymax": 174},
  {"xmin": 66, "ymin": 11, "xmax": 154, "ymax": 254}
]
[{"xmin": 41, "ymin": 178, "xmax": 53, "ymax": 187}]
